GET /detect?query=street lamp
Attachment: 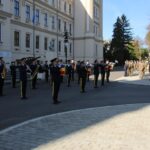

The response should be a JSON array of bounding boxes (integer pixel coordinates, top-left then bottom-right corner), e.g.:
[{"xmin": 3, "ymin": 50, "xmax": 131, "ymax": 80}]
[
  {"xmin": 64, "ymin": 31, "xmax": 69, "ymax": 63},
  {"xmin": 64, "ymin": 42, "xmax": 68, "ymax": 63}
]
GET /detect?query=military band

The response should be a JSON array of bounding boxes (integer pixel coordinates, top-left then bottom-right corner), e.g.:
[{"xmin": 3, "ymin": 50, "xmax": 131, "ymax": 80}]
[{"xmin": 0, "ymin": 56, "xmax": 117, "ymax": 105}]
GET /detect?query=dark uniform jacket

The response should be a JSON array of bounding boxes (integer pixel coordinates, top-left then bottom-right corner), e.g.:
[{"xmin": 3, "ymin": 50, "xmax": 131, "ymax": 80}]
[
  {"xmin": 66, "ymin": 64, "xmax": 73, "ymax": 75},
  {"xmin": 19, "ymin": 65, "xmax": 27, "ymax": 81},
  {"xmin": 79, "ymin": 66, "xmax": 87, "ymax": 78},
  {"xmin": 0, "ymin": 64, "xmax": 4, "ymax": 79},
  {"xmin": 10, "ymin": 65, "xmax": 17, "ymax": 76},
  {"xmin": 50, "ymin": 65, "xmax": 61, "ymax": 82},
  {"xmin": 94, "ymin": 64, "xmax": 99, "ymax": 75}
]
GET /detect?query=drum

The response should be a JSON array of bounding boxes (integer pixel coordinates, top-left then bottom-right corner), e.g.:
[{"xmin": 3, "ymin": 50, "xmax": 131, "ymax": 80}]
[{"xmin": 60, "ymin": 67, "xmax": 66, "ymax": 76}]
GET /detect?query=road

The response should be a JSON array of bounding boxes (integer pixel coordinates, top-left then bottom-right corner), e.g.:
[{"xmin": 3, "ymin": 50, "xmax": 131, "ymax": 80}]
[{"xmin": 0, "ymin": 68, "xmax": 150, "ymax": 130}]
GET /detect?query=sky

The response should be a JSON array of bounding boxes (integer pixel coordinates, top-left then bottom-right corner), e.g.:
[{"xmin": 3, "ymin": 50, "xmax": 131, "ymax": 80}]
[{"xmin": 103, "ymin": 0, "xmax": 150, "ymax": 41}]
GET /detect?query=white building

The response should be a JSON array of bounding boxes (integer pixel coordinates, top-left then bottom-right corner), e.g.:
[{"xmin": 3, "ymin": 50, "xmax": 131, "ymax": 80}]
[{"xmin": 0, "ymin": 0, "xmax": 103, "ymax": 64}]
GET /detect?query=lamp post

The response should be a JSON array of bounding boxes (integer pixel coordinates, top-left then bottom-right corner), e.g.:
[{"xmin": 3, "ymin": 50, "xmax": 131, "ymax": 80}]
[
  {"xmin": 64, "ymin": 42, "xmax": 68, "ymax": 63},
  {"xmin": 64, "ymin": 31, "xmax": 69, "ymax": 63}
]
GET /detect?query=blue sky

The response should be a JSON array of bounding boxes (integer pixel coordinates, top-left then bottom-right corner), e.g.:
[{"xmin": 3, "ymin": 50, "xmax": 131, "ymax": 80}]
[{"xmin": 103, "ymin": 0, "xmax": 150, "ymax": 41}]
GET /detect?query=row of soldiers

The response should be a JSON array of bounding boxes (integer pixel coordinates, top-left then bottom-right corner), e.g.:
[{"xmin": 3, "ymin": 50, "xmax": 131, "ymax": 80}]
[
  {"xmin": 124, "ymin": 60, "xmax": 149, "ymax": 79},
  {"xmin": 0, "ymin": 57, "xmax": 114, "ymax": 104}
]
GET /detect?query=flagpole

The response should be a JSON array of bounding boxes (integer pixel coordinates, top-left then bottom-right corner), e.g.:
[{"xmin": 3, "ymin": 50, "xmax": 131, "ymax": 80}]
[{"xmin": 33, "ymin": 0, "xmax": 35, "ymax": 57}]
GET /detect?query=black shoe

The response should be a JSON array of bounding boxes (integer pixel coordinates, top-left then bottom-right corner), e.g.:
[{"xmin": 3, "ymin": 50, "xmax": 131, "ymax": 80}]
[
  {"xmin": 21, "ymin": 97, "xmax": 28, "ymax": 100},
  {"xmin": 53, "ymin": 101, "xmax": 61, "ymax": 104},
  {"xmin": 94, "ymin": 86, "xmax": 98, "ymax": 88}
]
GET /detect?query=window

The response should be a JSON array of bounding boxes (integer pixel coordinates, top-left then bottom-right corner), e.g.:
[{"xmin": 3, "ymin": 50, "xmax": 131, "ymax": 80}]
[
  {"xmin": 64, "ymin": 21, "xmax": 66, "ymax": 32},
  {"xmin": 14, "ymin": 31, "xmax": 19, "ymax": 47},
  {"xmin": 44, "ymin": 37, "xmax": 48, "ymax": 50},
  {"xmin": 69, "ymin": 24, "xmax": 72, "ymax": 35},
  {"xmin": 69, "ymin": 4, "xmax": 71, "ymax": 14},
  {"xmin": 58, "ymin": 0, "xmax": 61, "ymax": 9},
  {"xmin": 95, "ymin": 44, "xmax": 98, "ymax": 56},
  {"xmin": 36, "ymin": 9, "xmax": 39, "ymax": 23},
  {"xmin": 52, "ymin": 16, "xmax": 55, "ymax": 29},
  {"xmin": 51, "ymin": 39, "xmax": 55, "ymax": 51},
  {"xmin": 26, "ymin": 33, "xmax": 30, "ymax": 48},
  {"xmin": 14, "ymin": 0, "xmax": 19, "ymax": 17},
  {"xmin": 36, "ymin": 35, "xmax": 39, "ymax": 49},
  {"xmin": 26, "ymin": 5, "xmax": 30, "ymax": 20},
  {"xmin": 64, "ymin": 2, "xmax": 67, "ymax": 12},
  {"xmin": 0, "ymin": 23, "xmax": 2, "ymax": 42},
  {"xmin": 44, "ymin": 13, "xmax": 48, "ymax": 26},
  {"xmin": 52, "ymin": 0, "xmax": 55, "ymax": 6},
  {"xmin": 58, "ymin": 19, "xmax": 61, "ymax": 31},
  {"xmin": 69, "ymin": 43, "xmax": 72, "ymax": 54},
  {"xmin": 58, "ymin": 41, "xmax": 61, "ymax": 52}
]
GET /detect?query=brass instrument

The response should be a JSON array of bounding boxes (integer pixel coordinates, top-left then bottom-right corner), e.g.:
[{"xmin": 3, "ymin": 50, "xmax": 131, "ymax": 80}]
[
  {"xmin": 1, "ymin": 64, "xmax": 6, "ymax": 79},
  {"xmin": 31, "ymin": 65, "xmax": 39, "ymax": 80}
]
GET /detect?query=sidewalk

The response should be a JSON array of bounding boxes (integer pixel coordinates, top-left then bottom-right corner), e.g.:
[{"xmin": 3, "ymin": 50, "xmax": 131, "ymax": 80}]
[
  {"xmin": 115, "ymin": 73, "xmax": 150, "ymax": 85},
  {"xmin": 0, "ymin": 103, "xmax": 150, "ymax": 150}
]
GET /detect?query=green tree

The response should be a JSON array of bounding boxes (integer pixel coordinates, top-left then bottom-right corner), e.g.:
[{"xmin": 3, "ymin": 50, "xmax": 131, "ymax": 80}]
[
  {"xmin": 141, "ymin": 48, "xmax": 149, "ymax": 60},
  {"xmin": 110, "ymin": 14, "xmax": 133, "ymax": 65}
]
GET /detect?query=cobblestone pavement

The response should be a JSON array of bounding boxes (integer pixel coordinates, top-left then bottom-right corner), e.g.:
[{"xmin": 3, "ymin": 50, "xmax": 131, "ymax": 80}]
[{"xmin": 0, "ymin": 103, "xmax": 150, "ymax": 150}]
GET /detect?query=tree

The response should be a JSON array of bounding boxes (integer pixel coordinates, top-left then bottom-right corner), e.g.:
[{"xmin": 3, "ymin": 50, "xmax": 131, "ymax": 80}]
[
  {"xmin": 110, "ymin": 14, "xmax": 133, "ymax": 65},
  {"xmin": 141, "ymin": 48, "xmax": 149, "ymax": 60}
]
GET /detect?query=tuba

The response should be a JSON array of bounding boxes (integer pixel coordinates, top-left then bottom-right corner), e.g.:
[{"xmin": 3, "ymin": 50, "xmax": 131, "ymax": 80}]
[{"xmin": 1, "ymin": 64, "xmax": 6, "ymax": 79}]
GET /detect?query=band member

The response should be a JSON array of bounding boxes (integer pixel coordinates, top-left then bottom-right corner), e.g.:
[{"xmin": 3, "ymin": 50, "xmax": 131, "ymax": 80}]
[
  {"xmin": 93, "ymin": 59, "xmax": 99, "ymax": 88},
  {"xmin": 0, "ymin": 57, "xmax": 6, "ymax": 96},
  {"xmin": 19, "ymin": 58, "xmax": 29, "ymax": 100},
  {"xmin": 50, "ymin": 58, "xmax": 61, "ymax": 104},
  {"xmin": 86, "ymin": 60, "xmax": 91, "ymax": 81},
  {"xmin": 99, "ymin": 60, "xmax": 106, "ymax": 86},
  {"xmin": 10, "ymin": 61, "xmax": 17, "ymax": 88},
  {"xmin": 30, "ymin": 59, "xmax": 38, "ymax": 89},
  {"xmin": 44, "ymin": 61, "xmax": 49, "ymax": 82},
  {"xmin": 71, "ymin": 60, "xmax": 75, "ymax": 81},
  {"xmin": 58, "ymin": 59, "xmax": 65, "ymax": 83},
  {"xmin": 66, "ymin": 60, "xmax": 73, "ymax": 87},
  {"xmin": 79, "ymin": 61, "xmax": 87, "ymax": 93},
  {"xmin": 76, "ymin": 61, "xmax": 81, "ymax": 84}
]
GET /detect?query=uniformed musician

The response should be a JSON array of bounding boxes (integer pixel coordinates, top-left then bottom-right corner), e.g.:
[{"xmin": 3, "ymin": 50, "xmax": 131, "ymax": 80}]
[
  {"xmin": 0, "ymin": 57, "xmax": 5, "ymax": 96},
  {"xmin": 93, "ymin": 59, "xmax": 99, "ymax": 88},
  {"xmin": 66, "ymin": 60, "xmax": 73, "ymax": 87},
  {"xmin": 50, "ymin": 58, "xmax": 61, "ymax": 104},
  {"xmin": 79, "ymin": 61, "xmax": 87, "ymax": 93},
  {"xmin": 44, "ymin": 61, "xmax": 49, "ymax": 82},
  {"xmin": 30, "ymin": 59, "xmax": 38, "ymax": 89},
  {"xmin": 10, "ymin": 61, "xmax": 17, "ymax": 88},
  {"xmin": 19, "ymin": 58, "xmax": 29, "ymax": 100}
]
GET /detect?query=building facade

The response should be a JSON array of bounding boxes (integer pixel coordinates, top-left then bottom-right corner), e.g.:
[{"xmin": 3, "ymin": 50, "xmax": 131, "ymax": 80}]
[{"xmin": 0, "ymin": 0, "xmax": 103, "ymax": 64}]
